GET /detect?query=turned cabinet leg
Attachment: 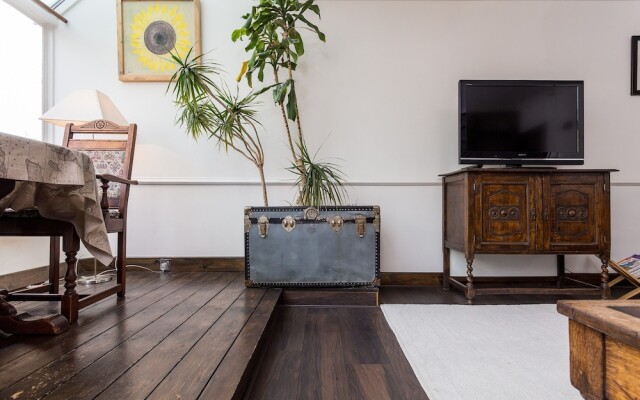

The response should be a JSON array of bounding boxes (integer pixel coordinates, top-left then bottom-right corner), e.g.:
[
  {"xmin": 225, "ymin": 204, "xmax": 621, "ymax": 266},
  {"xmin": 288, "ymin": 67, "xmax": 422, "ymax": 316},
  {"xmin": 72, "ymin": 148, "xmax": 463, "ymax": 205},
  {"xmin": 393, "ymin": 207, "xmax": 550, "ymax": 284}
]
[
  {"xmin": 443, "ymin": 247, "xmax": 451, "ymax": 290},
  {"xmin": 465, "ymin": 257, "xmax": 476, "ymax": 305},
  {"xmin": 557, "ymin": 255, "xmax": 566, "ymax": 289},
  {"xmin": 600, "ymin": 256, "xmax": 611, "ymax": 300}
]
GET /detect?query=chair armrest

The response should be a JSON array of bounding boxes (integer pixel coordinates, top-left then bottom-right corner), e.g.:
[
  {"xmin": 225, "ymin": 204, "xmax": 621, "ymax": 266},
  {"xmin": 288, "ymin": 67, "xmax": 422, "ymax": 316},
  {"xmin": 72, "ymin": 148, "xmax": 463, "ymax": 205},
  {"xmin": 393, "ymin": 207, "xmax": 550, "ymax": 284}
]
[
  {"xmin": 96, "ymin": 174, "xmax": 138, "ymax": 185},
  {"xmin": 96, "ymin": 174, "xmax": 139, "ymax": 215}
]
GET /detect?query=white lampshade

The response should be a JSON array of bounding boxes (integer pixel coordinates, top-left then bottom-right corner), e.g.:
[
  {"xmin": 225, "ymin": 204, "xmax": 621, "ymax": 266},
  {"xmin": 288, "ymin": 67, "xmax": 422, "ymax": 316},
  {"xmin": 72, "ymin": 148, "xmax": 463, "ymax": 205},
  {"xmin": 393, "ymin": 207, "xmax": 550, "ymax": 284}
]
[{"xmin": 40, "ymin": 89, "xmax": 128, "ymax": 127}]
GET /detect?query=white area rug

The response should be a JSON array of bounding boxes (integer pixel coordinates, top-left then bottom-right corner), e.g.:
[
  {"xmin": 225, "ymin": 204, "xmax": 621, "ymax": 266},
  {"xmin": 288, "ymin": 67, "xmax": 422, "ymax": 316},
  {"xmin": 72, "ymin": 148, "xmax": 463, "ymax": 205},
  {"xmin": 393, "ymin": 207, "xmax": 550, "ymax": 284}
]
[{"xmin": 381, "ymin": 304, "xmax": 581, "ymax": 400}]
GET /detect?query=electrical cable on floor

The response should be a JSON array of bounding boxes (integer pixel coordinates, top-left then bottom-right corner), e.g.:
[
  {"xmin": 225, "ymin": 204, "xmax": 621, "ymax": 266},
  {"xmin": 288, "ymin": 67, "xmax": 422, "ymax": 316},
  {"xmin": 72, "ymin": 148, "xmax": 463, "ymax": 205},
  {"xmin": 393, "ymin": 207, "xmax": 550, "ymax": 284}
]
[
  {"xmin": 90, "ymin": 265, "xmax": 164, "ymax": 276},
  {"xmin": 23, "ymin": 261, "xmax": 166, "ymax": 289},
  {"xmin": 77, "ymin": 258, "xmax": 166, "ymax": 283},
  {"xmin": 125, "ymin": 264, "xmax": 164, "ymax": 274},
  {"xmin": 563, "ymin": 266, "xmax": 601, "ymax": 289}
]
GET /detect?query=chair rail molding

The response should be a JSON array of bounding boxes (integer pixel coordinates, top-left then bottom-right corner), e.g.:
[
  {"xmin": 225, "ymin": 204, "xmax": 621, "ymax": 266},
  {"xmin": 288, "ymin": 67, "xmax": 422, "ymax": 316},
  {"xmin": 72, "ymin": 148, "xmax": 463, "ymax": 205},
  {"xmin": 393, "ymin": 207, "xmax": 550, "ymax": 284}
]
[
  {"xmin": 133, "ymin": 177, "xmax": 640, "ymax": 187},
  {"xmin": 134, "ymin": 177, "xmax": 442, "ymax": 186}
]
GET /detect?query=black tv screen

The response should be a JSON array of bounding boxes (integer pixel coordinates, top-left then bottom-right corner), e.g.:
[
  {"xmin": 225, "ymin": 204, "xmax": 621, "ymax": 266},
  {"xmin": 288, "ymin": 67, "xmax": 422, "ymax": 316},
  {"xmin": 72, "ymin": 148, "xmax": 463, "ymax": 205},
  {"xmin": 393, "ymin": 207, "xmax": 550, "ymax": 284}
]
[{"xmin": 459, "ymin": 80, "xmax": 584, "ymax": 166}]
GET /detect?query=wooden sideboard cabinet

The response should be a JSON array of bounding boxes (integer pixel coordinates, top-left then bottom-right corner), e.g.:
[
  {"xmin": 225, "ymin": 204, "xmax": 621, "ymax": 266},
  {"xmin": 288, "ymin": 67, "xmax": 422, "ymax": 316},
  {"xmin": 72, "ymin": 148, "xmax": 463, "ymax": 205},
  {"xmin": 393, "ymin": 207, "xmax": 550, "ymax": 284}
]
[{"xmin": 441, "ymin": 168, "xmax": 616, "ymax": 303}]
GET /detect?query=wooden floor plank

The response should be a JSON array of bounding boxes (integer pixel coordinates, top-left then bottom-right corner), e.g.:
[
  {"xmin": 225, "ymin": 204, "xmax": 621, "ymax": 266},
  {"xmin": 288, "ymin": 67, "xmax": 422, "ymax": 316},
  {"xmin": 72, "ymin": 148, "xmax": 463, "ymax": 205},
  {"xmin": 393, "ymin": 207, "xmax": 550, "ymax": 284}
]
[
  {"xmin": 0, "ymin": 272, "xmax": 211, "ymax": 397},
  {"xmin": 0, "ymin": 271, "xmax": 175, "ymax": 362},
  {"xmin": 338, "ymin": 307, "xmax": 391, "ymax": 365},
  {"xmin": 349, "ymin": 364, "xmax": 397, "ymax": 400},
  {"xmin": 0, "ymin": 271, "xmax": 197, "ymax": 381},
  {"xmin": 198, "ymin": 288, "xmax": 282, "ymax": 400},
  {"xmin": 36, "ymin": 272, "xmax": 230, "ymax": 400},
  {"xmin": 5, "ymin": 275, "xmax": 600, "ymax": 400},
  {"xmin": 146, "ymin": 287, "xmax": 267, "ymax": 400},
  {"xmin": 244, "ymin": 307, "xmax": 308, "ymax": 400},
  {"xmin": 94, "ymin": 274, "xmax": 248, "ymax": 399},
  {"xmin": 13, "ymin": 267, "xmax": 162, "ymax": 314},
  {"xmin": 372, "ymin": 308, "xmax": 429, "ymax": 400},
  {"xmin": 297, "ymin": 308, "xmax": 352, "ymax": 400},
  {"xmin": 246, "ymin": 306, "xmax": 429, "ymax": 400},
  {"xmin": 0, "ymin": 271, "xmax": 195, "ymax": 363}
]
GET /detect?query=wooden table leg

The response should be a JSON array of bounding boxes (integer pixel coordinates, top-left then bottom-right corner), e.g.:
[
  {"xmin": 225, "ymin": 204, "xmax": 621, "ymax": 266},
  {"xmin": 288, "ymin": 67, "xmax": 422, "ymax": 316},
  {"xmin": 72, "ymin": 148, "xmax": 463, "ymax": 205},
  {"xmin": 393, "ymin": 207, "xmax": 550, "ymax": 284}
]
[
  {"xmin": 61, "ymin": 227, "xmax": 80, "ymax": 323},
  {"xmin": 0, "ymin": 290, "xmax": 69, "ymax": 335}
]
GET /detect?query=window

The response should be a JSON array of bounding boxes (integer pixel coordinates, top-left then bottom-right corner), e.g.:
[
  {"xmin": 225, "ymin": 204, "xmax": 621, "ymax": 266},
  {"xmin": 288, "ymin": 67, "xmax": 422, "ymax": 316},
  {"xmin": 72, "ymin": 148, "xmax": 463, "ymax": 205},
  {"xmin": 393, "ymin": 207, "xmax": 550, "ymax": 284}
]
[{"xmin": 0, "ymin": 2, "xmax": 43, "ymax": 140}]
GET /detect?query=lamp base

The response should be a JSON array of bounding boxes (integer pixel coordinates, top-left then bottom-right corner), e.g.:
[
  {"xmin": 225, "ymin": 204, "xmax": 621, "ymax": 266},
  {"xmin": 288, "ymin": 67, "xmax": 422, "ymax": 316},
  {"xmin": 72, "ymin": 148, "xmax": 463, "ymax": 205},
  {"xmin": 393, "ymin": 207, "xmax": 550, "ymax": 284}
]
[{"xmin": 77, "ymin": 275, "xmax": 113, "ymax": 285}]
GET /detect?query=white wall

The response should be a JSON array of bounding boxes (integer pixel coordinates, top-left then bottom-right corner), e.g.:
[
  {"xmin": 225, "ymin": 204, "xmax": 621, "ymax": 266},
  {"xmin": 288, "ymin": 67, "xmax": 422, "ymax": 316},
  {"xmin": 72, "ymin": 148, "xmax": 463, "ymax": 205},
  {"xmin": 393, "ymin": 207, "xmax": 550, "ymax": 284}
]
[{"xmin": 2, "ymin": 1, "xmax": 640, "ymax": 277}]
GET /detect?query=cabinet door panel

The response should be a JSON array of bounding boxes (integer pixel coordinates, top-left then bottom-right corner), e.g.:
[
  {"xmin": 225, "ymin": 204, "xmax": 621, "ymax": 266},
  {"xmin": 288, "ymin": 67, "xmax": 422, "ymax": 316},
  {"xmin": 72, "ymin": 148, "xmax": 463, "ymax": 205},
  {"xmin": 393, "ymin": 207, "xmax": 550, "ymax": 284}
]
[
  {"xmin": 476, "ymin": 176, "xmax": 535, "ymax": 251},
  {"xmin": 546, "ymin": 175, "xmax": 601, "ymax": 251}
]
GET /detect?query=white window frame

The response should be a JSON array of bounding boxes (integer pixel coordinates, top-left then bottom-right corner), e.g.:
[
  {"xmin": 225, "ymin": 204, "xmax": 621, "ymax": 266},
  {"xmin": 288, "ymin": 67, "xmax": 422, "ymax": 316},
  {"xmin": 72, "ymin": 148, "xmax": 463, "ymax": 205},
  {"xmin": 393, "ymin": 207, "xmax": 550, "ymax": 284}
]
[{"xmin": 2, "ymin": 0, "xmax": 68, "ymax": 142}]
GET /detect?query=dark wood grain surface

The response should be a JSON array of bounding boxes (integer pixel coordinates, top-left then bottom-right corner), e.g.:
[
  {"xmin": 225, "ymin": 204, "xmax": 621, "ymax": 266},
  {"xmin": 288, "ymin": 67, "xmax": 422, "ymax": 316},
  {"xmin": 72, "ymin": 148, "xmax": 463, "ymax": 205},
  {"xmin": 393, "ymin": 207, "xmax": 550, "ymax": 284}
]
[
  {"xmin": 244, "ymin": 306, "xmax": 428, "ymax": 400},
  {"xmin": 0, "ymin": 271, "xmax": 280, "ymax": 400},
  {"xmin": 3, "ymin": 271, "xmax": 619, "ymax": 400}
]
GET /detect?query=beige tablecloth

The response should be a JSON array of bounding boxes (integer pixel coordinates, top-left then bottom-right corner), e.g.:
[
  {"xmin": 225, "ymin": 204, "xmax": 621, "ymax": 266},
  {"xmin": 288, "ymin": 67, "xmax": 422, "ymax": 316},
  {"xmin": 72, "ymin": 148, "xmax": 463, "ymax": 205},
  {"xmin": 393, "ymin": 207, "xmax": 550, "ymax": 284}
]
[{"xmin": 0, "ymin": 132, "xmax": 113, "ymax": 266}]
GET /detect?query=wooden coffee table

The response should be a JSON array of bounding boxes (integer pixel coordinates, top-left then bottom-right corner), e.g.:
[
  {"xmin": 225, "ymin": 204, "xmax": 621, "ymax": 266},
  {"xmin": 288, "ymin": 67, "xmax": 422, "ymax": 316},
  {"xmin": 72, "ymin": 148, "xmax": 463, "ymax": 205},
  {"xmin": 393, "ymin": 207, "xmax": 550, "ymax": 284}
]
[{"xmin": 557, "ymin": 300, "xmax": 640, "ymax": 399}]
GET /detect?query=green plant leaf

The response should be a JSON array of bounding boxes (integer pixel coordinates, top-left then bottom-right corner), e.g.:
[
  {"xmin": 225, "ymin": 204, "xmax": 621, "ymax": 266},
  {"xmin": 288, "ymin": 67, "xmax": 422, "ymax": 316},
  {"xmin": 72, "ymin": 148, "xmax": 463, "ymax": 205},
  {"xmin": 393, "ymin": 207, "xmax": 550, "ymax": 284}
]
[
  {"xmin": 288, "ymin": 139, "xmax": 347, "ymax": 207},
  {"xmin": 297, "ymin": 14, "xmax": 325, "ymax": 42},
  {"xmin": 286, "ymin": 82, "xmax": 297, "ymax": 121},
  {"xmin": 308, "ymin": 4, "xmax": 320, "ymax": 17},
  {"xmin": 273, "ymin": 81, "xmax": 289, "ymax": 104},
  {"xmin": 243, "ymin": 7, "xmax": 255, "ymax": 29},
  {"xmin": 231, "ymin": 28, "xmax": 245, "ymax": 42}
]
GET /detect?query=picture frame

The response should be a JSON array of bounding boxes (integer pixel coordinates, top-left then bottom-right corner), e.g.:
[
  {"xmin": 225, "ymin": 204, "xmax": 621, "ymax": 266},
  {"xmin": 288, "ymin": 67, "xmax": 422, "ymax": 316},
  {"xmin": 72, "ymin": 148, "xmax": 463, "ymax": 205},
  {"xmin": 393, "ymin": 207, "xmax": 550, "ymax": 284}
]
[
  {"xmin": 117, "ymin": 0, "xmax": 201, "ymax": 82},
  {"xmin": 632, "ymin": 36, "xmax": 640, "ymax": 95}
]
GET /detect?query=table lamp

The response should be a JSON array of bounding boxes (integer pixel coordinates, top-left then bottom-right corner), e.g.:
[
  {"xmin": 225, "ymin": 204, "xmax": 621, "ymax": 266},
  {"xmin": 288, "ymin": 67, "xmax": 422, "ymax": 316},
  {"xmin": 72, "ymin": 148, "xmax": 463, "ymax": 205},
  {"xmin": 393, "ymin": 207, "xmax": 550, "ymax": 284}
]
[
  {"xmin": 41, "ymin": 89, "xmax": 128, "ymax": 285},
  {"xmin": 40, "ymin": 89, "xmax": 128, "ymax": 127}
]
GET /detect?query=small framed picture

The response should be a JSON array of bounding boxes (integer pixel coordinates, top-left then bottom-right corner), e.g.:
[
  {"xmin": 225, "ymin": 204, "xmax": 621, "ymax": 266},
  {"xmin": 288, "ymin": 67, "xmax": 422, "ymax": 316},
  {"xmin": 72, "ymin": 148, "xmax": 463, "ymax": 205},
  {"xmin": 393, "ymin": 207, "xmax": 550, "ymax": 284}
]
[
  {"xmin": 632, "ymin": 36, "xmax": 640, "ymax": 95},
  {"xmin": 117, "ymin": 0, "xmax": 201, "ymax": 82}
]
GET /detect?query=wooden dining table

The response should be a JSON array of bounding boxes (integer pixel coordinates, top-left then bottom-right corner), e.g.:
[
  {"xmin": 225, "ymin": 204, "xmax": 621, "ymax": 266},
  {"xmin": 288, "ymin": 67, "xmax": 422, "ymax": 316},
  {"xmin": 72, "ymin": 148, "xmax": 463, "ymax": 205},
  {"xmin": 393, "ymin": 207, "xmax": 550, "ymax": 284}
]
[{"xmin": 0, "ymin": 132, "xmax": 112, "ymax": 334}]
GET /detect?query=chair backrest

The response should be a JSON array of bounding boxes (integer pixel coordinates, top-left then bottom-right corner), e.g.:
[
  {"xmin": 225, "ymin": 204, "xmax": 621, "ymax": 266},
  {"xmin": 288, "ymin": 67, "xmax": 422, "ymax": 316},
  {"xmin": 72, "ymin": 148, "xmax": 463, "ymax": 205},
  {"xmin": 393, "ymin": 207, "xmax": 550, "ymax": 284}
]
[{"xmin": 63, "ymin": 120, "xmax": 137, "ymax": 218}]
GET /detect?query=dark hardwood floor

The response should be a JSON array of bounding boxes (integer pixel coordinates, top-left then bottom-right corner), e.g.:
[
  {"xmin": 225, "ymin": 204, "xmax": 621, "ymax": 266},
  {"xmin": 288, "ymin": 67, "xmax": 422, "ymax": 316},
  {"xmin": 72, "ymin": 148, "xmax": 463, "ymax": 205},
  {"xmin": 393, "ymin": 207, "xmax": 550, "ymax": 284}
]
[
  {"xmin": 0, "ymin": 271, "xmax": 280, "ymax": 400},
  {"xmin": 244, "ymin": 306, "xmax": 427, "ymax": 400},
  {"xmin": 379, "ymin": 284, "xmax": 627, "ymax": 305},
  {"xmin": 0, "ymin": 271, "xmax": 631, "ymax": 400}
]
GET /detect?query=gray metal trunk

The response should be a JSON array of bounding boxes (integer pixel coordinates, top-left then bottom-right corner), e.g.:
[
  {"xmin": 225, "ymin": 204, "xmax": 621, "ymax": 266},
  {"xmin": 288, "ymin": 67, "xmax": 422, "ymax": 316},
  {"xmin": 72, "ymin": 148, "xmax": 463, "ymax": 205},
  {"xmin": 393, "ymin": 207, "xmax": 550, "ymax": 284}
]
[{"xmin": 244, "ymin": 206, "xmax": 380, "ymax": 287}]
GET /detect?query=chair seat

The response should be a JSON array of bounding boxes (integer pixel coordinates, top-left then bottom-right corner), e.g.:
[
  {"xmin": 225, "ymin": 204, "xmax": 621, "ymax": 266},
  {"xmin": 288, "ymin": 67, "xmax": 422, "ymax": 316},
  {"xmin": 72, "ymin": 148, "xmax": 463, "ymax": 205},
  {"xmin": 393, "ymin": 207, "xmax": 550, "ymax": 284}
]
[
  {"xmin": 3, "ymin": 208, "xmax": 122, "ymax": 221},
  {"xmin": 1, "ymin": 208, "xmax": 43, "ymax": 218}
]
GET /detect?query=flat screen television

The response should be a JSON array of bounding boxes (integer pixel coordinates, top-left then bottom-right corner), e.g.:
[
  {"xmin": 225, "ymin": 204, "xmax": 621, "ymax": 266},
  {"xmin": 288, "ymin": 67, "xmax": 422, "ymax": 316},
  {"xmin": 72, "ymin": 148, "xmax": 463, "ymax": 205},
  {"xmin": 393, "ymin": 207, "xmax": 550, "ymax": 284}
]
[{"xmin": 459, "ymin": 80, "xmax": 584, "ymax": 166}]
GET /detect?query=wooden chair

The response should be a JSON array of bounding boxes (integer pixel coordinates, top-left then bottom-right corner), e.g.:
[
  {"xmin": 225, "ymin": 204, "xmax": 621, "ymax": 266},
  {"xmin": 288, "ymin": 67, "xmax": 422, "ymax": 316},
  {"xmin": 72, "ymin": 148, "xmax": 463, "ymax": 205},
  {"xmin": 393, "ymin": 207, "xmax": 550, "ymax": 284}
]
[
  {"xmin": 0, "ymin": 120, "xmax": 136, "ymax": 332},
  {"xmin": 62, "ymin": 119, "xmax": 137, "ymax": 300}
]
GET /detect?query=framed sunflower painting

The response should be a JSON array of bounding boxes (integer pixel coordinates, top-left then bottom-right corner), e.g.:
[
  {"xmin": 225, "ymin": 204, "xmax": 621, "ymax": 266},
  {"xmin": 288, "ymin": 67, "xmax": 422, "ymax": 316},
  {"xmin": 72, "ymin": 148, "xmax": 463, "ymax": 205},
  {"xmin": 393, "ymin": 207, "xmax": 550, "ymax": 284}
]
[{"xmin": 117, "ymin": 0, "xmax": 201, "ymax": 82}]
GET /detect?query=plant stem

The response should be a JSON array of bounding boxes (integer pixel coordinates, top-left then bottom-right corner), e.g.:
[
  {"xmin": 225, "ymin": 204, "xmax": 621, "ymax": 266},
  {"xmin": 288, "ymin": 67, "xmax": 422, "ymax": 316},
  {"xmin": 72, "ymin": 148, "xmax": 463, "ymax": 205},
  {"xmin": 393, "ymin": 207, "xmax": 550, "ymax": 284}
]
[
  {"xmin": 283, "ymin": 46, "xmax": 308, "ymax": 204},
  {"xmin": 273, "ymin": 68, "xmax": 299, "ymax": 167},
  {"xmin": 258, "ymin": 164, "xmax": 268, "ymax": 206},
  {"xmin": 285, "ymin": 49, "xmax": 305, "ymax": 153}
]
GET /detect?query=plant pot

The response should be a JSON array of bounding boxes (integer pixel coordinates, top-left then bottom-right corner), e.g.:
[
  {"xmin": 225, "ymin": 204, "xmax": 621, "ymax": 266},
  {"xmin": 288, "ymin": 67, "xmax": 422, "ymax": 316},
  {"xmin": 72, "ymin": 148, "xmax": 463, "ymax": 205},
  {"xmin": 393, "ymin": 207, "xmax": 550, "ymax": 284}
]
[{"xmin": 244, "ymin": 206, "xmax": 380, "ymax": 287}]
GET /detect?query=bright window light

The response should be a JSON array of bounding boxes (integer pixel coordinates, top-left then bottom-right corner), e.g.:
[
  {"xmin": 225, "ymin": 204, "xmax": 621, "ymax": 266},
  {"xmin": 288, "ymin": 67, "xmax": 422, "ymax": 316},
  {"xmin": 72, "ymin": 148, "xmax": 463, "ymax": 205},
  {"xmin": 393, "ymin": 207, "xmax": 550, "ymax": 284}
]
[{"xmin": 0, "ymin": 2, "xmax": 43, "ymax": 140}]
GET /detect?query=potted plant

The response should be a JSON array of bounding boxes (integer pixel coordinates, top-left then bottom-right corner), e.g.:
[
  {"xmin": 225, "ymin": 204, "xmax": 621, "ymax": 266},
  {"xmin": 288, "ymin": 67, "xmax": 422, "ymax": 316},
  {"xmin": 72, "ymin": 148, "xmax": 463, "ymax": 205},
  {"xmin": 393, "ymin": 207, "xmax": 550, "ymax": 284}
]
[{"xmin": 168, "ymin": 0, "xmax": 380, "ymax": 288}]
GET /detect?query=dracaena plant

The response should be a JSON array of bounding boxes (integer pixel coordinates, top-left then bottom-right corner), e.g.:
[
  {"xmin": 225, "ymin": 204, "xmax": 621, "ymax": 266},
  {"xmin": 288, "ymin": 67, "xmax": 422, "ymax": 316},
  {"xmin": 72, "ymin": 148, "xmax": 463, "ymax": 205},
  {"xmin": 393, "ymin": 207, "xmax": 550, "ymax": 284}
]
[
  {"xmin": 167, "ymin": 0, "xmax": 345, "ymax": 208},
  {"xmin": 167, "ymin": 49, "xmax": 270, "ymax": 206},
  {"xmin": 232, "ymin": 0, "xmax": 346, "ymax": 207}
]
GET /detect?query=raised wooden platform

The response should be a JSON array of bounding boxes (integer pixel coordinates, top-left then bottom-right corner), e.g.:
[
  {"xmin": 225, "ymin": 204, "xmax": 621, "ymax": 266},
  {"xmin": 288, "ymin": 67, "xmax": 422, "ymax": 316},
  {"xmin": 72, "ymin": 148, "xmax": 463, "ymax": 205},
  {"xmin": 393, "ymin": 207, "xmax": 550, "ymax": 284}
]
[
  {"xmin": 0, "ymin": 271, "xmax": 281, "ymax": 400},
  {"xmin": 281, "ymin": 287, "xmax": 379, "ymax": 306}
]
